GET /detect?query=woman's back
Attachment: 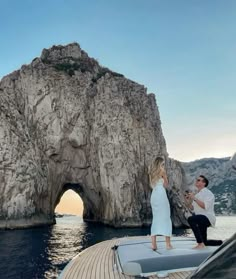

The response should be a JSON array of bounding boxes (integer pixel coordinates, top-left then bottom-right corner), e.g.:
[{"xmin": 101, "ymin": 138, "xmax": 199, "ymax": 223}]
[
  {"xmin": 148, "ymin": 156, "xmax": 172, "ymax": 249},
  {"xmin": 150, "ymin": 177, "xmax": 171, "ymax": 237},
  {"xmin": 151, "ymin": 178, "xmax": 164, "ymax": 189}
]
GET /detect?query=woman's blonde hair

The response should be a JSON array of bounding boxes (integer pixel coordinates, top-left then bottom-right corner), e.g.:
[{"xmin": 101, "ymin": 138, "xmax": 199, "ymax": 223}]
[{"xmin": 148, "ymin": 156, "xmax": 165, "ymax": 186}]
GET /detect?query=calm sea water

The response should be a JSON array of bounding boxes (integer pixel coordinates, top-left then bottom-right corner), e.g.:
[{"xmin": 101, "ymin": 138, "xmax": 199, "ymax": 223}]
[{"xmin": 0, "ymin": 216, "xmax": 235, "ymax": 279}]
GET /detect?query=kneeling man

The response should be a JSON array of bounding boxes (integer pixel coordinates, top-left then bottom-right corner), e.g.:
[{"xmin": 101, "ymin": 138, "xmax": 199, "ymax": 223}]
[{"xmin": 186, "ymin": 175, "xmax": 218, "ymax": 249}]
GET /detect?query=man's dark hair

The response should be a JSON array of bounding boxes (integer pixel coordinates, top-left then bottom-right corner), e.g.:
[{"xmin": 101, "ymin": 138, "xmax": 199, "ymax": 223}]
[{"xmin": 199, "ymin": 175, "xmax": 209, "ymax": 187}]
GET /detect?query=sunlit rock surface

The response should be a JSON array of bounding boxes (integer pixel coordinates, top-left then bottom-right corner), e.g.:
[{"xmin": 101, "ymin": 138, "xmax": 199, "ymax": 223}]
[{"xmin": 1, "ymin": 43, "xmax": 190, "ymax": 229}]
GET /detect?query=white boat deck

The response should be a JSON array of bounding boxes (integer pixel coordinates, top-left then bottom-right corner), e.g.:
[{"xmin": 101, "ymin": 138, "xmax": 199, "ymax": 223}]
[{"xmin": 59, "ymin": 236, "xmax": 194, "ymax": 279}]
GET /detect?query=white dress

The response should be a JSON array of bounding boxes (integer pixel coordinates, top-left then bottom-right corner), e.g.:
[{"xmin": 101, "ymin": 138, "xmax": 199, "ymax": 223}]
[{"xmin": 150, "ymin": 178, "xmax": 172, "ymax": 237}]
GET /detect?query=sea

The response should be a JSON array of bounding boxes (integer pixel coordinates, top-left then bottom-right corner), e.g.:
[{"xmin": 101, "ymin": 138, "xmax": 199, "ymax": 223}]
[{"xmin": 0, "ymin": 216, "xmax": 235, "ymax": 279}]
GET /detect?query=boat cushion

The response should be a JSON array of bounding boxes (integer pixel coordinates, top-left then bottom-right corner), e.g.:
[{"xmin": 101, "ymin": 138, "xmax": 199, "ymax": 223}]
[{"xmin": 116, "ymin": 236, "xmax": 219, "ymax": 275}]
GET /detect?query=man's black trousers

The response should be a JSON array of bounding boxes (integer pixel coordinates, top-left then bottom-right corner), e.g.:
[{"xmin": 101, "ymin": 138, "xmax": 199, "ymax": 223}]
[{"xmin": 188, "ymin": 214, "xmax": 211, "ymax": 244}]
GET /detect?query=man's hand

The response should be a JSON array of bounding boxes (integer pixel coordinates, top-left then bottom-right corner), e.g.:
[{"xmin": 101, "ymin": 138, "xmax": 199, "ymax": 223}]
[
  {"xmin": 188, "ymin": 192, "xmax": 195, "ymax": 200},
  {"xmin": 184, "ymin": 192, "xmax": 194, "ymax": 210}
]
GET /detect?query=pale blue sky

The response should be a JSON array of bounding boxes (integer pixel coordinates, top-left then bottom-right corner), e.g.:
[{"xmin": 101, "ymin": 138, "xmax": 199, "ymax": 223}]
[{"xmin": 1, "ymin": 0, "xmax": 235, "ymax": 161}]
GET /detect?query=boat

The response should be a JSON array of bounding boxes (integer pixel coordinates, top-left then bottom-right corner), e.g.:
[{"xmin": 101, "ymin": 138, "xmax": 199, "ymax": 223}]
[
  {"xmin": 58, "ymin": 235, "xmax": 221, "ymax": 279},
  {"xmin": 113, "ymin": 236, "xmax": 219, "ymax": 277},
  {"xmin": 189, "ymin": 232, "xmax": 236, "ymax": 279}
]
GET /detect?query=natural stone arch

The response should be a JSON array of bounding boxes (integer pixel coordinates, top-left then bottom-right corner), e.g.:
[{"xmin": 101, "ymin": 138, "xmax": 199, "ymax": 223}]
[
  {"xmin": 0, "ymin": 43, "xmax": 189, "ymax": 229},
  {"xmin": 54, "ymin": 182, "xmax": 105, "ymax": 222}
]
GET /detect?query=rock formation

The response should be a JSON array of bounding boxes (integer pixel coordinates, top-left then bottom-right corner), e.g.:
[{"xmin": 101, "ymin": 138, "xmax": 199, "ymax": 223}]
[
  {"xmin": 0, "ymin": 43, "xmax": 190, "ymax": 229},
  {"xmin": 166, "ymin": 159, "xmax": 190, "ymax": 227}
]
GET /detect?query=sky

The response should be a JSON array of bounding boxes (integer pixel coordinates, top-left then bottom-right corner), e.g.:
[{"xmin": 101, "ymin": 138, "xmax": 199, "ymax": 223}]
[
  {"xmin": 1, "ymin": 0, "xmax": 236, "ymax": 214},
  {"xmin": 55, "ymin": 190, "xmax": 83, "ymax": 215}
]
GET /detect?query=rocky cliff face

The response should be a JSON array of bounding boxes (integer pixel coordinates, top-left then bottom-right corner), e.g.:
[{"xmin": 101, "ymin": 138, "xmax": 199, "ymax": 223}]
[
  {"xmin": 0, "ymin": 43, "xmax": 189, "ymax": 229},
  {"xmin": 181, "ymin": 153, "xmax": 236, "ymax": 215}
]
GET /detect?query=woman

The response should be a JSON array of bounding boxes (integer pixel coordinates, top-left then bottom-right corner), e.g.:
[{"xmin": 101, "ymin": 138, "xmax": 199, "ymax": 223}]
[{"xmin": 149, "ymin": 156, "xmax": 173, "ymax": 250}]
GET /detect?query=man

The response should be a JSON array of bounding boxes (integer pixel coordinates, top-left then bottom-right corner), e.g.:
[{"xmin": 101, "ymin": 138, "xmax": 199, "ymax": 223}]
[{"xmin": 186, "ymin": 175, "xmax": 221, "ymax": 249}]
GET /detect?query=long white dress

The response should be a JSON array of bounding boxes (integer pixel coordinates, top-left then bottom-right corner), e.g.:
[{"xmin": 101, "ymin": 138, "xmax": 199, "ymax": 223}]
[{"xmin": 150, "ymin": 178, "xmax": 172, "ymax": 237}]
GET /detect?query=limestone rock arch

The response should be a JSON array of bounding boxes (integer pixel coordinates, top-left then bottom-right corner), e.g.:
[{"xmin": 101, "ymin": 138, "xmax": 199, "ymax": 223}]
[{"xmin": 0, "ymin": 43, "xmax": 188, "ymax": 229}]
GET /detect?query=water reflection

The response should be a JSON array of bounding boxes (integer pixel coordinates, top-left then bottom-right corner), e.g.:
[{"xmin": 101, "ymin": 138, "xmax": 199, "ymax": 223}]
[
  {"xmin": 0, "ymin": 216, "xmax": 189, "ymax": 279},
  {"xmin": 0, "ymin": 226, "xmax": 54, "ymax": 279},
  {"xmin": 0, "ymin": 216, "xmax": 234, "ymax": 279}
]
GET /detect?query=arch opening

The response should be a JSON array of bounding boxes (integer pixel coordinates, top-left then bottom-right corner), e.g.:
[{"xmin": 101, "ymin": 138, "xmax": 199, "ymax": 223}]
[{"xmin": 55, "ymin": 184, "xmax": 84, "ymax": 217}]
